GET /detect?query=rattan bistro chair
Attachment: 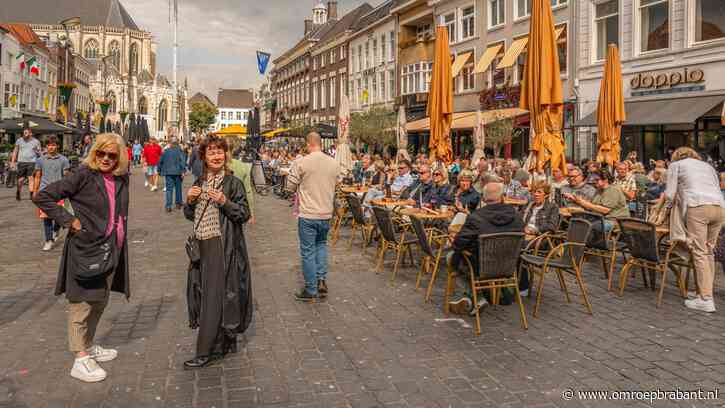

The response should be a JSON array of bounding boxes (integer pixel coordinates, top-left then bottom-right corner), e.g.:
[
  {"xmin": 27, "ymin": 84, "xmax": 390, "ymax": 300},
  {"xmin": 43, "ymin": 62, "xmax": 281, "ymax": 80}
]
[
  {"xmin": 571, "ymin": 211, "xmax": 627, "ymax": 291},
  {"xmin": 372, "ymin": 206, "xmax": 418, "ymax": 284},
  {"xmin": 616, "ymin": 218, "xmax": 689, "ymax": 307},
  {"xmin": 330, "ymin": 190, "xmax": 350, "ymax": 246},
  {"xmin": 409, "ymin": 216, "xmax": 447, "ymax": 302},
  {"xmin": 460, "ymin": 233, "xmax": 528, "ymax": 335},
  {"xmin": 345, "ymin": 194, "xmax": 376, "ymax": 251},
  {"xmin": 519, "ymin": 218, "xmax": 593, "ymax": 318}
]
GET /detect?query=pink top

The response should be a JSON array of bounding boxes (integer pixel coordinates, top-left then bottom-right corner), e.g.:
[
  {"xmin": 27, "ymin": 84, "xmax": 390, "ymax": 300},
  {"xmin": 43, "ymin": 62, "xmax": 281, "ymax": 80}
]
[{"xmin": 103, "ymin": 173, "xmax": 125, "ymax": 248}]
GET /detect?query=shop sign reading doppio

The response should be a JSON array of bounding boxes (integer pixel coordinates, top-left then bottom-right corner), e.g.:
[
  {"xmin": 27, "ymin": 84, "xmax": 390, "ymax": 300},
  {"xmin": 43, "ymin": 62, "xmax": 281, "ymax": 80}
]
[{"xmin": 630, "ymin": 67, "xmax": 705, "ymax": 90}]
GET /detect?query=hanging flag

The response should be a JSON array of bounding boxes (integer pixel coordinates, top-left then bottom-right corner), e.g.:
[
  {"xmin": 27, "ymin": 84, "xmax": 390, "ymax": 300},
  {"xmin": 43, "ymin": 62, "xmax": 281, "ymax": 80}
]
[
  {"xmin": 16, "ymin": 52, "xmax": 25, "ymax": 70},
  {"xmin": 9, "ymin": 95, "xmax": 17, "ymax": 107},
  {"xmin": 256, "ymin": 51, "xmax": 271, "ymax": 75},
  {"xmin": 43, "ymin": 95, "xmax": 49, "ymax": 111},
  {"xmin": 29, "ymin": 58, "xmax": 40, "ymax": 76}
]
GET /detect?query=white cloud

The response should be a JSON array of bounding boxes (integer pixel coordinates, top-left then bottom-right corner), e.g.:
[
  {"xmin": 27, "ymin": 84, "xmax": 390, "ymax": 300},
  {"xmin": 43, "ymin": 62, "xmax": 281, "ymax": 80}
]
[{"xmin": 121, "ymin": 0, "xmax": 373, "ymax": 100}]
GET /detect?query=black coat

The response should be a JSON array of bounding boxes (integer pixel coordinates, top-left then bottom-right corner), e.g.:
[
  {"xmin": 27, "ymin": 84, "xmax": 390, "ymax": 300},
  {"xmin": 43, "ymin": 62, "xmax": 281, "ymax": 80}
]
[
  {"xmin": 184, "ymin": 174, "xmax": 253, "ymax": 334},
  {"xmin": 33, "ymin": 166, "xmax": 130, "ymax": 302}
]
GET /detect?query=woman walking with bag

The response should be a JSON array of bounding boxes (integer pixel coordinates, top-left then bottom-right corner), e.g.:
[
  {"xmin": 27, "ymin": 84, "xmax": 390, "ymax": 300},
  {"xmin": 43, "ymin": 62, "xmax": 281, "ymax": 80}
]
[
  {"xmin": 183, "ymin": 135, "xmax": 253, "ymax": 369},
  {"xmin": 33, "ymin": 133, "xmax": 130, "ymax": 382}
]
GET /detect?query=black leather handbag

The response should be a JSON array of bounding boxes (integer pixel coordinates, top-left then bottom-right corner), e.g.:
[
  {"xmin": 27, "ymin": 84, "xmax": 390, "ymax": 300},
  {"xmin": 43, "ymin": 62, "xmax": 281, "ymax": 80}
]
[
  {"xmin": 185, "ymin": 200, "xmax": 211, "ymax": 265},
  {"xmin": 70, "ymin": 230, "xmax": 119, "ymax": 282}
]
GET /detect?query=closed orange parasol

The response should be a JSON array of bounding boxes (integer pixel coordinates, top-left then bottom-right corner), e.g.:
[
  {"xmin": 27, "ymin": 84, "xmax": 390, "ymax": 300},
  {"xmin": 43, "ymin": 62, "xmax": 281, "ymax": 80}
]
[
  {"xmin": 596, "ymin": 44, "xmax": 626, "ymax": 167},
  {"xmin": 427, "ymin": 26, "xmax": 453, "ymax": 163},
  {"xmin": 520, "ymin": 0, "xmax": 566, "ymax": 175}
]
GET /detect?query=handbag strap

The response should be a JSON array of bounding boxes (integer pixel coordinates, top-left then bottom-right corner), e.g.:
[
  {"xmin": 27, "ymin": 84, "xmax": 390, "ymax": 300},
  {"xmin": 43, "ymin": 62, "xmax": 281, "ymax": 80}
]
[{"xmin": 193, "ymin": 200, "xmax": 211, "ymax": 233}]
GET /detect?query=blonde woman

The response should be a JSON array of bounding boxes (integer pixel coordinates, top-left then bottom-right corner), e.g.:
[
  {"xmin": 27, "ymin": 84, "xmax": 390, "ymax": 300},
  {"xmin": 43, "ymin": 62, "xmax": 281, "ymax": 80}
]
[
  {"xmin": 33, "ymin": 133, "xmax": 130, "ymax": 382},
  {"xmin": 665, "ymin": 147, "xmax": 725, "ymax": 313}
]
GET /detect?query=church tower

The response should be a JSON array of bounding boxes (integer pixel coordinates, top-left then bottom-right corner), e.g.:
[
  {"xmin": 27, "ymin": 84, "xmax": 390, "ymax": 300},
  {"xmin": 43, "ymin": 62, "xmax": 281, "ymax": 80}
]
[{"xmin": 312, "ymin": 2, "xmax": 327, "ymax": 25}]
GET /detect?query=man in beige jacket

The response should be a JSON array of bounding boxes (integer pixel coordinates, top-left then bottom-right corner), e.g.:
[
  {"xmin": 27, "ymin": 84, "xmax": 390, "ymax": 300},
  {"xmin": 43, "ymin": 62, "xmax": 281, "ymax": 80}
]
[{"xmin": 286, "ymin": 133, "xmax": 340, "ymax": 301}]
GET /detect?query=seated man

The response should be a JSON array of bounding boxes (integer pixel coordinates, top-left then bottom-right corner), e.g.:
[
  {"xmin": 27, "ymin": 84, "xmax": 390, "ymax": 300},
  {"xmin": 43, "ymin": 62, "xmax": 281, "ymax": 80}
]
[
  {"xmin": 390, "ymin": 160, "xmax": 415, "ymax": 196},
  {"xmin": 447, "ymin": 170, "xmax": 481, "ymax": 214},
  {"xmin": 561, "ymin": 167, "xmax": 596, "ymax": 208},
  {"xmin": 401, "ymin": 164, "xmax": 435, "ymax": 206},
  {"xmin": 565, "ymin": 168, "xmax": 629, "ymax": 232},
  {"xmin": 448, "ymin": 182, "xmax": 525, "ymax": 315}
]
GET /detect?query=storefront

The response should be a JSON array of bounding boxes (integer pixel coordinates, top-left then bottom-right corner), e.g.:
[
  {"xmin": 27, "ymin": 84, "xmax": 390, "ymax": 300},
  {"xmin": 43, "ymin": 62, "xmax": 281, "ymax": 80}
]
[{"xmin": 576, "ymin": 65, "xmax": 725, "ymax": 162}]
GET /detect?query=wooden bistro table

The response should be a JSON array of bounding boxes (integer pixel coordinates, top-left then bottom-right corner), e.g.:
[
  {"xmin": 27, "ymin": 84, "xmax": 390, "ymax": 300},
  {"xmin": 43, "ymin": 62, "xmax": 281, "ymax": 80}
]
[
  {"xmin": 370, "ymin": 198, "xmax": 410, "ymax": 208},
  {"xmin": 340, "ymin": 185, "xmax": 369, "ymax": 195},
  {"xmin": 504, "ymin": 197, "xmax": 528, "ymax": 207},
  {"xmin": 559, "ymin": 207, "xmax": 585, "ymax": 218},
  {"xmin": 398, "ymin": 207, "xmax": 455, "ymax": 221}
]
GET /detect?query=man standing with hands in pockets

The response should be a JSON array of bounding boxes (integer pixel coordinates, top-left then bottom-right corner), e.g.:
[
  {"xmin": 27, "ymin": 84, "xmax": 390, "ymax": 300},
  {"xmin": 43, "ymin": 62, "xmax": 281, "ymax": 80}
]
[{"xmin": 286, "ymin": 132, "xmax": 340, "ymax": 302}]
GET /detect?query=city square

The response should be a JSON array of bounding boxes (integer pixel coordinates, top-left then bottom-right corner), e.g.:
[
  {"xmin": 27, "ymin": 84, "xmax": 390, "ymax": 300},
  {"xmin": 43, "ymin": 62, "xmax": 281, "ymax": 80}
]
[{"xmin": 1, "ymin": 0, "xmax": 725, "ymax": 407}]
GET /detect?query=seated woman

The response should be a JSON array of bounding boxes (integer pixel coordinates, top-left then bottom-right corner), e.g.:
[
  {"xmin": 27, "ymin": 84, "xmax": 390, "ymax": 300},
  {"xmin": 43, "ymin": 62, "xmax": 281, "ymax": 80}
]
[
  {"xmin": 447, "ymin": 170, "xmax": 480, "ymax": 214},
  {"xmin": 644, "ymin": 168, "xmax": 667, "ymax": 201},
  {"xmin": 520, "ymin": 181, "xmax": 560, "ymax": 296},
  {"xmin": 369, "ymin": 160, "xmax": 387, "ymax": 190},
  {"xmin": 501, "ymin": 168, "xmax": 530, "ymax": 202},
  {"xmin": 431, "ymin": 166, "xmax": 451, "ymax": 207}
]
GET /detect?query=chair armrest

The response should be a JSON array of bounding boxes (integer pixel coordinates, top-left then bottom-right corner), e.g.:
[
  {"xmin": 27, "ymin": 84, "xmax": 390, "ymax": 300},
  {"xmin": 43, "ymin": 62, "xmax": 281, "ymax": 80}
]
[{"xmin": 541, "ymin": 242, "xmax": 586, "ymax": 270}]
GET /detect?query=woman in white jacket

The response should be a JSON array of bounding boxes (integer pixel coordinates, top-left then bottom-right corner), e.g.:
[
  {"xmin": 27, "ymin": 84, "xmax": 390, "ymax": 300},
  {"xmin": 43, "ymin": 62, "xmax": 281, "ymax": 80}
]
[{"xmin": 665, "ymin": 147, "xmax": 725, "ymax": 313}]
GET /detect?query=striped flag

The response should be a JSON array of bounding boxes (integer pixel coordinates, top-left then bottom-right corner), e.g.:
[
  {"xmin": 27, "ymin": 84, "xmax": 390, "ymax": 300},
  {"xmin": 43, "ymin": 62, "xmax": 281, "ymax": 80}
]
[{"xmin": 16, "ymin": 52, "xmax": 25, "ymax": 70}]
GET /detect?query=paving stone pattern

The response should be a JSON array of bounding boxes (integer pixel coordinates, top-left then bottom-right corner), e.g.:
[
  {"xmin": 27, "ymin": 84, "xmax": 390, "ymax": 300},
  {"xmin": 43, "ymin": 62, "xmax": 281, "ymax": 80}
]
[{"xmin": 0, "ymin": 172, "xmax": 724, "ymax": 407}]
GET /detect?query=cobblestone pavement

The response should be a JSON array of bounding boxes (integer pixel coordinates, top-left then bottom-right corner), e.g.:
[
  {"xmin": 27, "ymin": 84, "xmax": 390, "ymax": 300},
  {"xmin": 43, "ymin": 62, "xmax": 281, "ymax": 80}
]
[{"xmin": 1, "ymin": 172, "xmax": 724, "ymax": 408}]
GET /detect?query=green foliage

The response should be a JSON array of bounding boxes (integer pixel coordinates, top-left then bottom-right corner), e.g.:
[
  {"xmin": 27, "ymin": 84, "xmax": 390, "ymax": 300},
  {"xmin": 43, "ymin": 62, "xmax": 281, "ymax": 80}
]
[
  {"xmin": 189, "ymin": 102, "xmax": 218, "ymax": 135},
  {"xmin": 484, "ymin": 117, "xmax": 514, "ymax": 158},
  {"xmin": 349, "ymin": 107, "xmax": 397, "ymax": 150}
]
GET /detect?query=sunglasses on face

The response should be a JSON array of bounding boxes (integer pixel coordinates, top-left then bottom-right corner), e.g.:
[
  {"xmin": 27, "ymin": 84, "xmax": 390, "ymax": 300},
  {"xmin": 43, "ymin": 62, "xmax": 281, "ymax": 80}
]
[
  {"xmin": 433, "ymin": 172, "xmax": 442, "ymax": 176},
  {"xmin": 398, "ymin": 167, "xmax": 407, "ymax": 170},
  {"xmin": 96, "ymin": 150, "xmax": 119, "ymax": 161}
]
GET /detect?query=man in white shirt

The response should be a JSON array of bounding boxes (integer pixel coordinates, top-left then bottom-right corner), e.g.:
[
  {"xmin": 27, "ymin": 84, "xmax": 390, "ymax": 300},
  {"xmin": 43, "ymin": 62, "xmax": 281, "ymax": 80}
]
[
  {"xmin": 286, "ymin": 133, "xmax": 340, "ymax": 302},
  {"xmin": 11, "ymin": 123, "xmax": 41, "ymax": 201}
]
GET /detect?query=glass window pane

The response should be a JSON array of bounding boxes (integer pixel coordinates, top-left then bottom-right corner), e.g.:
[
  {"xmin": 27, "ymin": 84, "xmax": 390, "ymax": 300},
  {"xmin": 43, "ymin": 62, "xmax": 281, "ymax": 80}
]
[
  {"xmin": 696, "ymin": 0, "xmax": 725, "ymax": 42},
  {"xmin": 596, "ymin": 0, "xmax": 618, "ymax": 17},
  {"xmin": 641, "ymin": 0, "xmax": 669, "ymax": 51}
]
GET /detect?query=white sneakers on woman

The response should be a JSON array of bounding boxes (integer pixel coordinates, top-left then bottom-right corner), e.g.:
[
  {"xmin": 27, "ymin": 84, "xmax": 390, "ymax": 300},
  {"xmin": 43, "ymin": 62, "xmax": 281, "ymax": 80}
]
[
  {"xmin": 71, "ymin": 356, "xmax": 107, "ymax": 382},
  {"xmin": 70, "ymin": 345, "xmax": 118, "ymax": 382}
]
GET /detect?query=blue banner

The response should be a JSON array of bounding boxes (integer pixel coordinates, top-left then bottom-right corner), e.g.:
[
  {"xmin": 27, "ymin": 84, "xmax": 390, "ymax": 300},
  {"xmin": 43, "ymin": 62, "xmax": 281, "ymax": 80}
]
[{"xmin": 256, "ymin": 51, "xmax": 271, "ymax": 75}]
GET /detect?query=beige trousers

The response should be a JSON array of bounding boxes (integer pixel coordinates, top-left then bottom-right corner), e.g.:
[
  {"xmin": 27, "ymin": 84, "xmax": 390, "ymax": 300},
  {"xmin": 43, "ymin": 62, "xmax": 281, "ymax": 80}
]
[
  {"xmin": 686, "ymin": 205, "xmax": 724, "ymax": 299},
  {"xmin": 68, "ymin": 295, "xmax": 109, "ymax": 353}
]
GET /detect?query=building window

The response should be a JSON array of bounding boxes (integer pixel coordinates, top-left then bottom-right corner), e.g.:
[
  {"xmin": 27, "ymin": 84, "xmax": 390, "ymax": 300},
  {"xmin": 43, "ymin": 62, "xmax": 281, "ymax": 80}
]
[
  {"xmin": 312, "ymin": 82, "xmax": 318, "ymax": 109},
  {"xmin": 381, "ymin": 34, "xmax": 386, "ymax": 65},
  {"xmin": 694, "ymin": 0, "xmax": 725, "ymax": 43},
  {"xmin": 351, "ymin": 47, "xmax": 356, "ymax": 73},
  {"xmin": 108, "ymin": 41, "xmax": 121, "ymax": 70},
  {"xmin": 594, "ymin": 0, "xmax": 619, "ymax": 61},
  {"xmin": 416, "ymin": 23, "xmax": 433, "ymax": 41},
  {"xmin": 340, "ymin": 45, "xmax": 345, "ymax": 61},
  {"xmin": 389, "ymin": 31, "xmax": 396, "ymax": 61},
  {"xmin": 461, "ymin": 6, "xmax": 475, "ymax": 39},
  {"xmin": 236, "ymin": 111, "xmax": 242, "ymax": 120},
  {"xmin": 363, "ymin": 77, "xmax": 369, "ymax": 105},
  {"xmin": 356, "ymin": 78, "xmax": 362, "ymax": 105},
  {"xmin": 401, "ymin": 62, "xmax": 433, "ymax": 95},
  {"xmin": 358, "ymin": 45, "xmax": 363, "ymax": 71},
  {"xmin": 517, "ymin": 48, "xmax": 528, "ymax": 83},
  {"xmin": 551, "ymin": 0, "xmax": 567, "ymax": 7},
  {"xmin": 372, "ymin": 75, "xmax": 377, "ymax": 104},
  {"xmin": 490, "ymin": 43, "xmax": 506, "ymax": 88},
  {"xmin": 516, "ymin": 0, "xmax": 531, "ymax": 19},
  {"xmin": 84, "ymin": 39, "xmax": 99, "ymax": 59},
  {"xmin": 388, "ymin": 68, "xmax": 395, "ymax": 100},
  {"xmin": 372, "ymin": 39, "xmax": 378, "ymax": 66},
  {"xmin": 330, "ymin": 76, "xmax": 336, "ymax": 107},
  {"xmin": 639, "ymin": 0, "xmax": 669, "ymax": 52},
  {"xmin": 489, "ymin": 0, "xmax": 505, "ymax": 28},
  {"xmin": 321, "ymin": 79, "xmax": 327, "ymax": 109},
  {"xmin": 444, "ymin": 12, "xmax": 457, "ymax": 43},
  {"xmin": 380, "ymin": 71, "xmax": 386, "ymax": 102},
  {"xmin": 129, "ymin": 43, "xmax": 139, "ymax": 75},
  {"xmin": 558, "ymin": 24, "xmax": 568, "ymax": 74},
  {"xmin": 365, "ymin": 41, "xmax": 370, "ymax": 69},
  {"xmin": 460, "ymin": 52, "xmax": 475, "ymax": 91},
  {"xmin": 221, "ymin": 111, "xmax": 226, "ymax": 120}
]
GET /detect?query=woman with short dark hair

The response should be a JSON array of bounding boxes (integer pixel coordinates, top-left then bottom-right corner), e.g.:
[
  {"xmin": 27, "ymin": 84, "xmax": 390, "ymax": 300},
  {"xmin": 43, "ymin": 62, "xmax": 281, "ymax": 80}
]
[
  {"xmin": 33, "ymin": 133, "xmax": 129, "ymax": 383},
  {"xmin": 183, "ymin": 136, "xmax": 253, "ymax": 368}
]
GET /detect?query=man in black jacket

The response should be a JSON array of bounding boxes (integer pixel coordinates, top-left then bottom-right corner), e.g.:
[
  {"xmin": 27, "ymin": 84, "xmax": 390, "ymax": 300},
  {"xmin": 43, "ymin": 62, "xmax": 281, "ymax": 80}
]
[
  {"xmin": 401, "ymin": 164, "xmax": 435, "ymax": 206},
  {"xmin": 448, "ymin": 182, "xmax": 525, "ymax": 315}
]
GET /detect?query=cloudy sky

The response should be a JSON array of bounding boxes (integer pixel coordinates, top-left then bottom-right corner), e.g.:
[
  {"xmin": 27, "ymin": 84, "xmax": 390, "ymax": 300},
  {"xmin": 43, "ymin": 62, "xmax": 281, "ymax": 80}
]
[{"xmin": 122, "ymin": 0, "xmax": 378, "ymax": 102}]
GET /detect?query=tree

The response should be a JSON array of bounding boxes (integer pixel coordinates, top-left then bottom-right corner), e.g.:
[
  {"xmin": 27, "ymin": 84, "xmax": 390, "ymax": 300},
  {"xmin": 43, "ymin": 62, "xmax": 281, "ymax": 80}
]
[
  {"xmin": 484, "ymin": 116, "xmax": 514, "ymax": 158},
  {"xmin": 349, "ymin": 107, "xmax": 396, "ymax": 155},
  {"xmin": 189, "ymin": 102, "xmax": 218, "ymax": 135}
]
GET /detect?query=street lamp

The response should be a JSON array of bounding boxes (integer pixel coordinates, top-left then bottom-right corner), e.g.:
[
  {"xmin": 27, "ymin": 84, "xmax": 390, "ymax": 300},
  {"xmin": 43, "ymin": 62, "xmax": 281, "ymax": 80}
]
[{"xmin": 58, "ymin": 17, "xmax": 80, "ymax": 125}]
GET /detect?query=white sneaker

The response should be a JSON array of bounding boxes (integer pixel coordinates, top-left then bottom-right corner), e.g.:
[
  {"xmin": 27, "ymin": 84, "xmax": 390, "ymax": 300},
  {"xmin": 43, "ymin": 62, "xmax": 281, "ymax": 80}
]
[
  {"xmin": 144, "ymin": 181, "xmax": 149, "ymax": 187},
  {"xmin": 687, "ymin": 291, "xmax": 698, "ymax": 300},
  {"xmin": 469, "ymin": 297, "xmax": 489, "ymax": 316},
  {"xmin": 685, "ymin": 296, "xmax": 716, "ymax": 313},
  {"xmin": 163, "ymin": 187, "xmax": 167, "ymax": 192},
  {"xmin": 520, "ymin": 289, "xmax": 529, "ymax": 297},
  {"xmin": 150, "ymin": 186, "xmax": 158, "ymax": 192},
  {"xmin": 42, "ymin": 241, "xmax": 53, "ymax": 251},
  {"xmin": 70, "ymin": 356, "xmax": 107, "ymax": 383},
  {"xmin": 87, "ymin": 345, "xmax": 118, "ymax": 362}
]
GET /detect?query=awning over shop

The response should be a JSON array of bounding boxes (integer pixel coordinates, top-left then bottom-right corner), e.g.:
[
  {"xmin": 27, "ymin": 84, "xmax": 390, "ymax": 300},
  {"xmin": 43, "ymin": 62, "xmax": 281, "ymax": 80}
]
[
  {"xmin": 262, "ymin": 128, "xmax": 290, "ymax": 138},
  {"xmin": 496, "ymin": 37, "xmax": 529, "ymax": 70},
  {"xmin": 451, "ymin": 52, "xmax": 472, "ymax": 78},
  {"xmin": 495, "ymin": 26, "xmax": 565, "ymax": 70},
  {"xmin": 406, "ymin": 108, "xmax": 528, "ymax": 132},
  {"xmin": 212, "ymin": 124, "xmax": 247, "ymax": 137},
  {"xmin": 575, "ymin": 95, "xmax": 725, "ymax": 127},
  {"xmin": 0, "ymin": 117, "xmax": 76, "ymax": 134},
  {"xmin": 473, "ymin": 44, "xmax": 503, "ymax": 74}
]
